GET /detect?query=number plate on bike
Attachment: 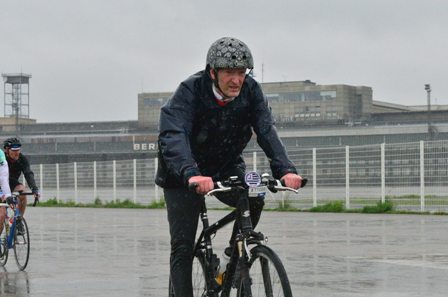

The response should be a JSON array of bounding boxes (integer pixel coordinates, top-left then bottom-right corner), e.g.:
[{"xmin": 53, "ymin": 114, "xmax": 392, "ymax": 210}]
[{"xmin": 248, "ymin": 186, "xmax": 266, "ymax": 197}]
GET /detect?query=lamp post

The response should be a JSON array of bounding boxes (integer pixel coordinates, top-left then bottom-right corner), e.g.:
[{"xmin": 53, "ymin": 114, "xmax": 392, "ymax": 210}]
[{"xmin": 424, "ymin": 84, "xmax": 432, "ymax": 140}]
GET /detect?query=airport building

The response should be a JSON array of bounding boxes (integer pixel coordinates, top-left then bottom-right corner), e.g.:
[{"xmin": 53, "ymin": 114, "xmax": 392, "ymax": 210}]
[{"xmin": 1, "ymin": 77, "xmax": 448, "ymax": 164}]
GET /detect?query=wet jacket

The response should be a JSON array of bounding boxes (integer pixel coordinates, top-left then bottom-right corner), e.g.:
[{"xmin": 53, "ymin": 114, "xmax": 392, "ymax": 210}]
[
  {"xmin": 7, "ymin": 153, "xmax": 39, "ymax": 192},
  {"xmin": 155, "ymin": 70, "xmax": 297, "ymax": 188}
]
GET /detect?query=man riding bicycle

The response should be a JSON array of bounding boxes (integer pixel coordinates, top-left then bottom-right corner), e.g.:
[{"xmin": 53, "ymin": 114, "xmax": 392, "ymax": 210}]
[
  {"xmin": 3, "ymin": 138, "xmax": 40, "ymax": 235},
  {"xmin": 156, "ymin": 37, "xmax": 304, "ymax": 297}
]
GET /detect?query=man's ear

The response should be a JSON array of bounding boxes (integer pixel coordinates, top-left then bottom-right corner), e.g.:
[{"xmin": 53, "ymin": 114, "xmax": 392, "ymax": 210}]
[{"xmin": 209, "ymin": 68, "xmax": 216, "ymax": 80}]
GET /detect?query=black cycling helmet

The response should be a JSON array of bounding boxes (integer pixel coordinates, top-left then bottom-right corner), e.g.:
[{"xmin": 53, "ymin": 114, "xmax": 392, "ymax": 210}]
[
  {"xmin": 206, "ymin": 37, "xmax": 254, "ymax": 70},
  {"xmin": 3, "ymin": 137, "xmax": 22, "ymax": 150}
]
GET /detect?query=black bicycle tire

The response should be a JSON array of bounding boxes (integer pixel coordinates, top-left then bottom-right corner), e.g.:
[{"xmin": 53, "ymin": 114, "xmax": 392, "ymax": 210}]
[
  {"xmin": 238, "ymin": 245, "xmax": 293, "ymax": 297},
  {"xmin": 14, "ymin": 217, "xmax": 30, "ymax": 271},
  {"xmin": 168, "ymin": 250, "xmax": 211, "ymax": 297},
  {"xmin": 0, "ymin": 220, "xmax": 9, "ymax": 266}
]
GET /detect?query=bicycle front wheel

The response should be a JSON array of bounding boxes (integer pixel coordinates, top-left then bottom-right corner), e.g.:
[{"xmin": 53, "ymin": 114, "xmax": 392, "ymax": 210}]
[
  {"xmin": 0, "ymin": 220, "xmax": 9, "ymax": 266},
  {"xmin": 242, "ymin": 245, "xmax": 293, "ymax": 297},
  {"xmin": 14, "ymin": 217, "xmax": 30, "ymax": 271}
]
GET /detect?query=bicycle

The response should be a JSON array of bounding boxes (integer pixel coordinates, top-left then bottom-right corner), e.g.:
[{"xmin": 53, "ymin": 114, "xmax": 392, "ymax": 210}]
[
  {"xmin": 169, "ymin": 172, "xmax": 307, "ymax": 297},
  {"xmin": 0, "ymin": 192, "xmax": 38, "ymax": 271}
]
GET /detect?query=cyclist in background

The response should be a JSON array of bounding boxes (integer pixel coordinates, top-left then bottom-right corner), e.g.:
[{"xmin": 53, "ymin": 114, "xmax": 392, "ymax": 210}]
[
  {"xmin": 156, "ymin": 37, "xmax": 304, "ymax": 297},
  {"xmin": 0, "ymin": 149, "xmax": 12, "ymax": 237},
  {"xmin": 3, "ymin": 138, "xmax": 40, "ymax": 234}
]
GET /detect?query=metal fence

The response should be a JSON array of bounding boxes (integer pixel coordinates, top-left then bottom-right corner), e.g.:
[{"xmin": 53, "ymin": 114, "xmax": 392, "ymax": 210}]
[{"xmin": 28, "ymin": 140, "xmax": 448, "ymax": 212}]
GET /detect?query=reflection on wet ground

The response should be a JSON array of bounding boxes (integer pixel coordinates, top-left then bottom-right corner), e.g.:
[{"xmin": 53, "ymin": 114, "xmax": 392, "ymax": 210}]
[{"xmin": 0, "ymin": 208, "xmax": 447, "ymax": 296}]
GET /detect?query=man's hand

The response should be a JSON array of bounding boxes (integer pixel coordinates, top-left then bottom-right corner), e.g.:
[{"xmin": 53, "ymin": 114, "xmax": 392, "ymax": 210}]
[
  {"xmin": 188, "ymin": 176, "xmax": 214, "ymax": 195},
  {"xmin": 280, "ymin": 173, "xmax": 303, "ymax": 190},
  {"xmin": 32, "ymin": 189, "xmax": 41, "ymax": 201},
  {"xmin": 6, "ymin": 196, "xmax": 15, "ymax": 207}
]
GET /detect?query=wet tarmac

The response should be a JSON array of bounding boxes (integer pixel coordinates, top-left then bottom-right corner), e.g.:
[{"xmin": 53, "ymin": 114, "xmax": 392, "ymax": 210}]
[{"xmin": 1, "ymin": 207, "xmax": 447, "ymax": 297}]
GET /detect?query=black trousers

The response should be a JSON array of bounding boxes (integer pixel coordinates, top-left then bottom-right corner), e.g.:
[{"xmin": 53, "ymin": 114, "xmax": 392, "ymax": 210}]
[{"xmin": 165, "ymin": 187, "xmax": 265, "ymax": 297}]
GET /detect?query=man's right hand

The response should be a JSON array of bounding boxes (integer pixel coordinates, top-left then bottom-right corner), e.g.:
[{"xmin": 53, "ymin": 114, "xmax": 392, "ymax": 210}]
[
  {"xmin": 6, "ymin": 196, "xmax": 15, "ymax": 207},
  {"xmin": 188, "ymin": 176, "xmax": 214, "ymax": 195}
]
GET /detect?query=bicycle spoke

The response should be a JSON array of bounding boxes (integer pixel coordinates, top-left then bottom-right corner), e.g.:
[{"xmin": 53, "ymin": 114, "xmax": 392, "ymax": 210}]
[{"xmin": 191, "ymin": 252, "xmax": 209, "ymax": 297}]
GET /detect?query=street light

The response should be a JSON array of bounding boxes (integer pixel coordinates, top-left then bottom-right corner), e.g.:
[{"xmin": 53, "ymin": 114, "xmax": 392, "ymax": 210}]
[{"xmin": 424, "ymin": 84, "xmax": 432, "ymax": 139}]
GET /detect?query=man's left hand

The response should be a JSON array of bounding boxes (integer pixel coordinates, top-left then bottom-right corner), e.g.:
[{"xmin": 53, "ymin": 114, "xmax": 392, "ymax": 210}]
[
  {"xmin": 280, "ymin": 173, "xmax": 303, "ymax": 189},
  {"xmin": 32, "ymin": 190, "xmax": 41, "ymax": 201}
]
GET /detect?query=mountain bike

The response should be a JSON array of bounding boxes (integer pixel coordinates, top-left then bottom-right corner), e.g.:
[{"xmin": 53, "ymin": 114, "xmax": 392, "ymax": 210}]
[
  {"xmin": 169, "ymin": 172, "xmax": 307, "ymax": 297},
  {"xmin": 0, "ymin": 192, "xmax": 38, "ymax": 271}
]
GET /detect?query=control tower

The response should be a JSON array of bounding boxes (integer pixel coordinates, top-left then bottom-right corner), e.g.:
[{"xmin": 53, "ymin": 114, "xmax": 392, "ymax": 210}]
[
  {"xmin": 2, "ymin": 73, "xmax": 32, "ymax": 134},
  {"xmin": 2, "ymin": 73, "xmax": 31, "ymax": 118}
]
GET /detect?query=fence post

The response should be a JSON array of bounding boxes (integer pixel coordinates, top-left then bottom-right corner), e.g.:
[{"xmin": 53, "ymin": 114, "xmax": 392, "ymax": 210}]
[
  {"xmin": 381, "ymin": 143, "xmax": 385, "ymax": 203},
  {"xmin": 93, "ymin": 161, "xmax": 97, "ymax": 200},
  {"xmin": 312, "ymin": 147, "xmax": 317, "ymax": 207},
  {"xmin": 345, "ymin": 146, "xmax": 350, "ymax": 209},
  {"xmin": 420, "ymin": 141, "xmax": 425, "ymax": 212},
  {"xmin": 56, "ymin": 163, "xmax": 60, "ymax": 203},
  {"xmin": 39, "ymin": 164, "xmax": 43, "ymax": 198},
  {"xmin": 253, "ymin": 151, "xmax": 257, "ymax": 172},
  {"xmin": 113, "ymin": 160, "xmax": 117, "ymax": 203},
  {"xmin": 74, "ymin": 162, "xmax": 78, "ymax": 204},
  {"xmin": 133, "ymin": 159, "xmax": 137, "ymax": 204}
]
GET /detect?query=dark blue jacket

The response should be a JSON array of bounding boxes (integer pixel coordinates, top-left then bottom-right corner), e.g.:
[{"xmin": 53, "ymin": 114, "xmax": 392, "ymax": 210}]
[{"xmin": 155, "ymin": 70, "xmax": 297, "ymax": 188}]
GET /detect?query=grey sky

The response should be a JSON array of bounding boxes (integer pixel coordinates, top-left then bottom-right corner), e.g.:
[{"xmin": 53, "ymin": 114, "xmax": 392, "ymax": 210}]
[{"xmin": 1, "ymin": 0, "xmax": 447, "ymax": 123}]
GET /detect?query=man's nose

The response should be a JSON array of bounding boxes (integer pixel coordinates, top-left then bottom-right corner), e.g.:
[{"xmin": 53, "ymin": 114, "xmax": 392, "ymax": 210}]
[{"xmin": 230, "ymin": 74, "xmax": 243, "ymax": 84}]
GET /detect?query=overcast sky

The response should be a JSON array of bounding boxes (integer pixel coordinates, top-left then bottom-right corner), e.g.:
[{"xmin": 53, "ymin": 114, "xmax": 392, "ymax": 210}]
[{"xmin": 1, "ymin": 0, "xmax": 447, "ymax": 123}]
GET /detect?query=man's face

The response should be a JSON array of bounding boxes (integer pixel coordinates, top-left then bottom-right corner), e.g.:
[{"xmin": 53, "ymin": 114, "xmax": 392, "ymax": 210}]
[
  {"xmin": 210, "ymin": 68, "xmax": 247, "ymax": 98},
  {"xmin": 6, "ymin": 148, "xmax": 20, "ymax": 161}
]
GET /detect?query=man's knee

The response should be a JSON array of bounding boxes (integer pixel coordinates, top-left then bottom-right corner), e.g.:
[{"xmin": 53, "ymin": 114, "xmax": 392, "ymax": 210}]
[
  {"xmin": 171, "ymin": 240, "xmax": 194, "ymax": 257},
  {"xmin": 170, "ymin": 240, "xmax": 195, "ymax": 272}
]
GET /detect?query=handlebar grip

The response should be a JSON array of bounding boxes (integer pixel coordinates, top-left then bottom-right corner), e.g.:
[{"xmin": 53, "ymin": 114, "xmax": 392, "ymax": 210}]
[
  {"xmin": 188, "ymin": 182, "xmax": 199, "ymax": 192},
  {"xmin": 301, "ymin": 178, "xmax": 308, "ymax": 188}
]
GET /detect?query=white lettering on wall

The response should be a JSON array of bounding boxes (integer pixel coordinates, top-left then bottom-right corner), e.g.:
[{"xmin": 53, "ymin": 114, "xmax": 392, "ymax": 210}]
[{"xmin": 133, "ymin": 143, "xmax": 157, "ymax": 151}]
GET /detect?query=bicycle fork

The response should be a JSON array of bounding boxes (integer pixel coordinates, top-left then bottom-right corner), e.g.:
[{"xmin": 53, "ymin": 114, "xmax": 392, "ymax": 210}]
[
  {"xmin": 5, "ymin": 214, "xmax": 17, "ymax": 249},
  {"xmin": 236, "ymin": 235, "xmax": 253, "ymax": 297}
]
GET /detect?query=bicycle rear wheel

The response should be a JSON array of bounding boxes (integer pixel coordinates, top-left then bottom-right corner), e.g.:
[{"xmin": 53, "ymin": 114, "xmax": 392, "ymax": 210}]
[
  {"xmin": 168, "ymin": 250, "xmax": 211, "ymax": 297},
  {"xmin": 239, "ymin": 245, "xmax": 293, "ymax": 297},
  {"xmin": 14, "ymin": 217, "xmax": 30, "ymax": 271},
  {"xmin": 192, "ymin": 251, "xmax": 210, "ymax": 297},
  {"xmin": 0, "ymin": 221, "xmax": 9, "ymax": 266}
]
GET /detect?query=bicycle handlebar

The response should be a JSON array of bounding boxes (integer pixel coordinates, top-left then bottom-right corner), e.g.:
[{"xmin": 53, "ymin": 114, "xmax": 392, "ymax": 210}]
[
  {"xmin": 189, "ymin": 173, "xmax": 308, "ymax": 196},
  {"xmin": 10, "ymin": 192, "xmax": 39, "ymax": 207}
]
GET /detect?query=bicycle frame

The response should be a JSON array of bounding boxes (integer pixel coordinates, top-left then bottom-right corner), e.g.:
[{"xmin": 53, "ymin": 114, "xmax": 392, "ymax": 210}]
[
  {"xmin": 6, "ymin": 205, "xmax": 22, "ymax": 249},
  {"xmin": 0, "ymin": 200, "xmax": 22, "ymax": 249}
]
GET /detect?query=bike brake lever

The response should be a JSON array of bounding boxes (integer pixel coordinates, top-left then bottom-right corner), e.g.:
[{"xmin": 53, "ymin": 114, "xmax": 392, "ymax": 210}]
[{"xmin": 206, "ymin": 182, "xmax": 232, "ymax": 196}]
